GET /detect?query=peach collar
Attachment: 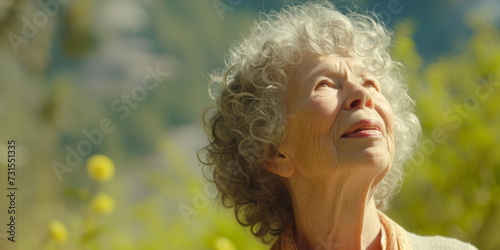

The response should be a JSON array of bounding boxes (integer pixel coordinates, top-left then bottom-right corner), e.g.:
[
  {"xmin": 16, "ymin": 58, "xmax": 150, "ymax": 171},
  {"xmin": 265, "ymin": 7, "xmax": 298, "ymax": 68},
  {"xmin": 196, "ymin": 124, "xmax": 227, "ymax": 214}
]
[{"xmin": 270, "ymin": 210, "xmax": 412, "ymax": 250}]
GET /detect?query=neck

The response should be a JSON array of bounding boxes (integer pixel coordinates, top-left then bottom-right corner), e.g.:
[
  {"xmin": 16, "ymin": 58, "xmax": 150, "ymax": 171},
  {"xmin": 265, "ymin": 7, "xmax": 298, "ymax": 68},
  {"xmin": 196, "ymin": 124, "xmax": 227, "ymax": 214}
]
[{"xmin": 287, "ymin": 171, "xmax": 383, "ymax": 250}]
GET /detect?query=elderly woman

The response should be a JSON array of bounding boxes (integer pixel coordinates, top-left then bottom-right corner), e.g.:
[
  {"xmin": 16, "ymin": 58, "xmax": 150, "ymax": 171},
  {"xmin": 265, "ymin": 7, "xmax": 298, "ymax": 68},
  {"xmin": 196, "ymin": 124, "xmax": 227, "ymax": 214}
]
[{"xmin": 200, "ymin": 2, "xmax": 477, "ymax": 249}]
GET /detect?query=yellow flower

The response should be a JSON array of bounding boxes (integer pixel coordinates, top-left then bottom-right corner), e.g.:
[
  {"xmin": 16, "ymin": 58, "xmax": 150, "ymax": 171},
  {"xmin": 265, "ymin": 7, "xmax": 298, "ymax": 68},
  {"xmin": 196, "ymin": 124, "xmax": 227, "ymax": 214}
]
[
  {"xmin": 214, "ymin": 237, "xmax": 236, "ymax": 250},
  {"xmin": 86, "ymin": 154, "xmax": 115, "ymax": 182},
  {"xmin": 90, "ymin": 193, "xmax": 115, "ymax": 215},
  {"xmin": 48, "ymin": 220, "xmax": 67, "ymax": 244}
]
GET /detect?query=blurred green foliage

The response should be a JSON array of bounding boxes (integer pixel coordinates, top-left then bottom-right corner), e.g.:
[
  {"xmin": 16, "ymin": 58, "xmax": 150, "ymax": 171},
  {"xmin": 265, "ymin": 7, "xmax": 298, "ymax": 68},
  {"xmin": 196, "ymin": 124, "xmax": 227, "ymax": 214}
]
[
  {"xmin": 388, "ymin": 6, "xmax": 500, "ymax": 250},
  {"xmin": 0, "ymin": 0, "xmax": 498, "ymax": 249}
]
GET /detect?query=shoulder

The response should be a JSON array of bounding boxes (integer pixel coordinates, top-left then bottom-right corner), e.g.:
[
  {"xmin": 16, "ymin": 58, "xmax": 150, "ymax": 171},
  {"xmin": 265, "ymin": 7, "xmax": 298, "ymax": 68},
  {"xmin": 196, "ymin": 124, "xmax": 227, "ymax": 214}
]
[{"xmin": 407, "ymin": 232, "xmax": 478, "ymax": 250}]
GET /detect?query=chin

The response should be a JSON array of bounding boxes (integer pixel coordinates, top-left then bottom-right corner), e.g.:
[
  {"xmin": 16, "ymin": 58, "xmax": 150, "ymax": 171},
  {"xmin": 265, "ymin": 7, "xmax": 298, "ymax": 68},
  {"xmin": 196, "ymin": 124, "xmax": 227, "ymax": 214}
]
[{"xmin": 341, "ymin": 147, "xmax": 391, "ymax": 171}]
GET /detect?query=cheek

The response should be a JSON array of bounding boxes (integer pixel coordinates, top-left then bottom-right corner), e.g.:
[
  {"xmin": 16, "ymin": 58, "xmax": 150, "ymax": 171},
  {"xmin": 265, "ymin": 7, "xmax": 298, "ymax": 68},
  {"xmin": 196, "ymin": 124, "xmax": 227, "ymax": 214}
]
[
  {"xmin": 375, "ymin": 96, "xmax": 395, "ymax": 155},
  {"xmin": 307, "ymin": 96, "xmax": 340, "ymax": 130},
  {"xmin": 382, "ymin": 106, "xmax": 395, "ymax": 136},
  {"xmin": 374, "ymin": 93, "xmax": 394, "ymax": 131},
  {"xmin": 287, "ymin": 98, "xmax": 337, "ymax": 149},
  {"xmin": 302, "ymin": 98, "xmax": 341, "ymax": 160},
  {"xmin": 283, "ymin": 97, "xmax": 340, "ymax": 165}
]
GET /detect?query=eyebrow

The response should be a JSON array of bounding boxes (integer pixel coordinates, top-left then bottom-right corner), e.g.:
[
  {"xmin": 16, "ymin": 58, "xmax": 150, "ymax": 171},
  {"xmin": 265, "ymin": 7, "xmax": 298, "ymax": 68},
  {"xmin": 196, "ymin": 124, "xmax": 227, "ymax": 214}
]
[{"xmin": 304, "ymin": 62, "xmax": 370, "ymax": 85}]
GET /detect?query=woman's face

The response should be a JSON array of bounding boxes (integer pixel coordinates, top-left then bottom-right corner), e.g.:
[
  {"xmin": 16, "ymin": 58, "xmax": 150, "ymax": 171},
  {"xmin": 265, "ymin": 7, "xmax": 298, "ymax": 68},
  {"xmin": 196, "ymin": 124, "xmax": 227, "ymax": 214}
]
[{"xmin": 280, "ymin": 54, "xmax": 395, "ymax": 180}]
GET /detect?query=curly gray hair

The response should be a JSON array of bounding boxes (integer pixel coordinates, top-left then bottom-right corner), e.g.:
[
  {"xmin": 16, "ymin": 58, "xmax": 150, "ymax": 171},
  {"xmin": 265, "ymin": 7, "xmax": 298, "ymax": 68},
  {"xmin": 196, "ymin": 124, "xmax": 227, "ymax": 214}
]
[{"xmin": 199, "ymin": 1, "xmax": 421, "ymax": 243}]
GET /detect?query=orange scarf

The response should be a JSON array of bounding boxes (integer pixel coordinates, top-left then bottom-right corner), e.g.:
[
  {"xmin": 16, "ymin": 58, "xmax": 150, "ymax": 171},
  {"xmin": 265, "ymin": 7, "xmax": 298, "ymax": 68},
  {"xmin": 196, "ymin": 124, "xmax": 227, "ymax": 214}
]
[{"xmin": 270, "ymin": 210, "xmax": 412, "ymax": 250}]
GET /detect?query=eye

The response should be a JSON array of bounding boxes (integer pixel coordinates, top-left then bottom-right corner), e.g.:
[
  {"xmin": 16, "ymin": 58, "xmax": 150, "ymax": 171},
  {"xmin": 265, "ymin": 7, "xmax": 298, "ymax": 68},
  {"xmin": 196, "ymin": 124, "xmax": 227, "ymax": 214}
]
[
  {"xmin": 363, "ymin": 79, "xmax": 380, "ymax": 92},
  {"xmin": 315, "ymin": 79, "xmax": 335, "ymax": 90}
]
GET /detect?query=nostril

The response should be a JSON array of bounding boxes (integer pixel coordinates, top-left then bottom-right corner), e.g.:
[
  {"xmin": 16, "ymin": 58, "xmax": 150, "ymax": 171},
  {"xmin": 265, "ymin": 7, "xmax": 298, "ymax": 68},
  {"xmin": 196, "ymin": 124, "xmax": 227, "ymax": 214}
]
[
  {"xmin": 366, "ymin": 98, "xmax": 374, "ymax": 108},
  {"xmin": 350, "ymin": 99, "xmax": 360, "ymax": 108}
]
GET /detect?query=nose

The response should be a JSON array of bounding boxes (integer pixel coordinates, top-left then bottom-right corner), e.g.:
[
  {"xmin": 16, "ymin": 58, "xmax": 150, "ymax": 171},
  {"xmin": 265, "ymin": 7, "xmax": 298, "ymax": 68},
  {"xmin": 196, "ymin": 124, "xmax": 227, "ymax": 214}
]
[{"xmin": 343, "ymin": 81, "xmax": 374, "ymax": 110}]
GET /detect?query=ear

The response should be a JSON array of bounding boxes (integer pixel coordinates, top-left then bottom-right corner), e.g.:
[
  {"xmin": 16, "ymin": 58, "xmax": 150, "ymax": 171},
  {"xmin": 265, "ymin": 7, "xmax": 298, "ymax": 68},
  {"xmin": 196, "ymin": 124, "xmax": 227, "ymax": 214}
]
[{"xmin": 263, "ymin": 151, "xmax": 295, "ymax": 178}]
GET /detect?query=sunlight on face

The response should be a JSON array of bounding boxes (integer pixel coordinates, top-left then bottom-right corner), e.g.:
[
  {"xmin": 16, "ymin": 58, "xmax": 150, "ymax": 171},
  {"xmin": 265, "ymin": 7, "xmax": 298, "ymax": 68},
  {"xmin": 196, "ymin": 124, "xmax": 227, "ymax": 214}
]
[{"xmin": 281, "ymin": 54, "xmax": 395, "ymax": 180}]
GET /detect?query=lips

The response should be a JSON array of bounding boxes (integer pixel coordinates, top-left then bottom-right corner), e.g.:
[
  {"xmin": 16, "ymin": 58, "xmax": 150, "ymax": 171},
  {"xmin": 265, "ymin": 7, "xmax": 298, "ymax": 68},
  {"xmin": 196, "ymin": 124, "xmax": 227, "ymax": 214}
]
[{"xmin": 341, "ymin": 119, "xmax": 383, "ymax": 138}]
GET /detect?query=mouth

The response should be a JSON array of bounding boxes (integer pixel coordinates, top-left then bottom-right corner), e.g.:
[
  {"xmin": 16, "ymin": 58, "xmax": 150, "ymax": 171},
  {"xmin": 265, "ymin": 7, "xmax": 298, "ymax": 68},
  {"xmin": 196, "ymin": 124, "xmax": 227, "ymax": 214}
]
[{"xmin": 341, "ymin": 119, "xmax": 383, "ymax": 138}]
